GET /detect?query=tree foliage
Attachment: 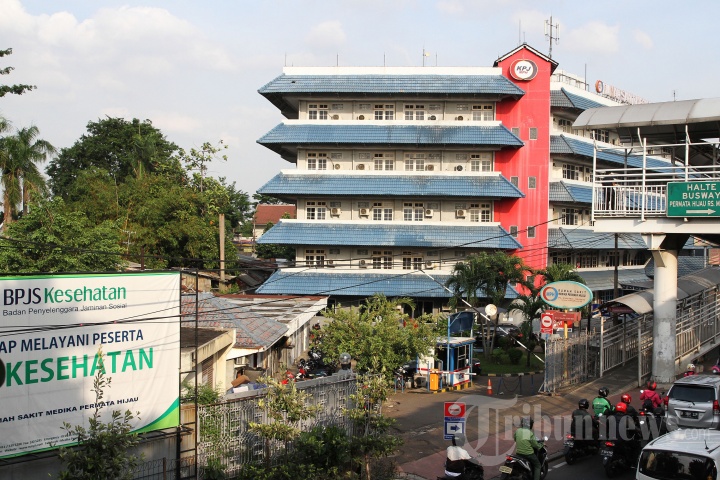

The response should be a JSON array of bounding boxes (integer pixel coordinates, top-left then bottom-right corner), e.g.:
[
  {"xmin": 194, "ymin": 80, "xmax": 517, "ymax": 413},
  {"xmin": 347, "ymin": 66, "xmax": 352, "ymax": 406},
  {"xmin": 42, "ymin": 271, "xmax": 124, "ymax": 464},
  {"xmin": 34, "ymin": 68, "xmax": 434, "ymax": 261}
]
[
  {"xmin": 539, "ymin": 262, "xmax": 585, "ymax": 284},
  {"xmin": 57, "ymin": 351, "xmax": 141, "ymax": 480},
  {"xmin": 0, "ymin": 197, "xmax": 124, "ymax": 273},
  {"xmin": 0, "ymin": 48, "xmax": 35, "ymax": 98},
  {"xmin": 316, "ymin": 295, "xmax": 436, "ymax": 379},
  {"xmin": 254, "ymin": 222, "xmax": 295, "ymax": 261}
]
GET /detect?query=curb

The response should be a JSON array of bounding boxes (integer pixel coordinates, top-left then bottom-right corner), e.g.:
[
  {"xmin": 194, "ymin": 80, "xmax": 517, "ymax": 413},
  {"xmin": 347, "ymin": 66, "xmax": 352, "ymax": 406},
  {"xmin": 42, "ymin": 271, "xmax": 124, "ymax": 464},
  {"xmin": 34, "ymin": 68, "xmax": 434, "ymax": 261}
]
[{"xmin": 486, "ymin": 371, "xmax": 543, "ymax": 377}]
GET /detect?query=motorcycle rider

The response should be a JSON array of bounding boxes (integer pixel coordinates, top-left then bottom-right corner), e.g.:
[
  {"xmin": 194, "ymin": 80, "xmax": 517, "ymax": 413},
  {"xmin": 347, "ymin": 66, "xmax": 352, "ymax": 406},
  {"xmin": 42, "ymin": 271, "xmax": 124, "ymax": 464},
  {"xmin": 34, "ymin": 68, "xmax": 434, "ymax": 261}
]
[
  {"xmin": 639, "ymin": 381, "xmax": 662, "ymax": 409},
  {"xmin": 684, "ymin": 363, "xmax": 697, "ymax": 377},
  {"xmin": 514, "ymin": 417, "xmax": 542, "ymax": 480},
  {"xmin": 444, "ymin": 433, "xmax": 483, "ymax": 478},
  {"xmin": 593, "ymin": 387, "xmax": 613, "ymax": 417},
  {"xmin": 609, "ymin": 402, "xmax": 640, "ymax": 464},
  {"xmin": 570, "ymin": 399, "xmax": 595, "ymax": 444},
  {"xmin": 620, "ymin": 393, "xmax": 639, "ymax": 419}
]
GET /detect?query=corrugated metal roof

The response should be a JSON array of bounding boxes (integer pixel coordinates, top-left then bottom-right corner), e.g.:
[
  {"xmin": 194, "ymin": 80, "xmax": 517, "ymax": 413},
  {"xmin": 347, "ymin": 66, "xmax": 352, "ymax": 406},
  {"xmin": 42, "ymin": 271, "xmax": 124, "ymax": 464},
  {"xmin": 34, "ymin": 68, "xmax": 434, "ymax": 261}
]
[
  {"xmin": 574, "ymin": 98, "xmax": 720, "ymax": 130},
  {"xmin": 548, "ymin": 228, "xmax": 648, "ymax": 250},
  {"xmin": 258, "ymin": 74, "xmax": 525, "ymax": 96},
  {"xmin": 257, "ymin": 221, "xmax": 523, "ymax": 249},
  {"xmin": 257, "ymin": 172, "xmax": 524, "ymax": 198},
  {"xmin": 256, "ymin": 270, "xmax": 521, "ymax": 299},
  {"xmin": 549, "ymin": 181, "xmax": 592, "ymax": 204},
  {"xmin": 578, "ymin": 268, "xmax": 650, "ymax": 292},
  {"xmin": 551, "ymin": 88, "xmax": 605, "ymax": 111},
  {"xmin": 181, "ymin": 292, "xmax": 288, "ymax": 350},
  {"xmin": 258, "ymin": 123, "xmax": 524, "ymax": 147},
  {"xmin": 550, "ymin": 134, "xmax": 672, "ymax": 169}
]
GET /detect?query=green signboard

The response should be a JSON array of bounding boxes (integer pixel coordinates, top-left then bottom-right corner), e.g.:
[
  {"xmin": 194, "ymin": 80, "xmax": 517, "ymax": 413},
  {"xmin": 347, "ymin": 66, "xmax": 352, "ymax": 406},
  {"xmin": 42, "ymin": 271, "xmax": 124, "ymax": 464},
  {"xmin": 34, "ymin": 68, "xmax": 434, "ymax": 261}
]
[{"xmin": 667, "ymin": 181, "xmax": 720, "ymax": 217}]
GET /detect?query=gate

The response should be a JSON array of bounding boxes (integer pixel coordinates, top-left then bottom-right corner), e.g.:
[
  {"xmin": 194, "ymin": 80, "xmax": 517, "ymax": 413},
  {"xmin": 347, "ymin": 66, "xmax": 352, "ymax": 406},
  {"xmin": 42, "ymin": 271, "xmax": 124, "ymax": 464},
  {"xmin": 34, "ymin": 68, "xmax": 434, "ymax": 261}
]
[{"xmin": 542, "ymin": 331, "xmax": 596, "ymax": 394}]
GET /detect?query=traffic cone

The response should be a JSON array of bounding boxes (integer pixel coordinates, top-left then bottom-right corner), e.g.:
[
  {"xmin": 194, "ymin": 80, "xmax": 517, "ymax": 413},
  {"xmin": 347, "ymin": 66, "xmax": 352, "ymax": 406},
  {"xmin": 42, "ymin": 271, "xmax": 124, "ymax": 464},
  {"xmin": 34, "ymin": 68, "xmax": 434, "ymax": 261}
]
[{"xmin": 487, "ymin": 379, "xmax": 493, "ymax": 395}]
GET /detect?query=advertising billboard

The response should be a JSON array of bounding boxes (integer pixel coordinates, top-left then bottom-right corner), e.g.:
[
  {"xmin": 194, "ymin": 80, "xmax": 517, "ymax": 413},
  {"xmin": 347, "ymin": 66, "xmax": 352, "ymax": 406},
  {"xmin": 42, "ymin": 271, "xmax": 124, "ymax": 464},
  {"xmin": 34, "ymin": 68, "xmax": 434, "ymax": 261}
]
[
  {"xmin": 0, "ymin": 272, "xmax": 180, "ymax": 458},
  {"xmin": 540, "ymin": 281, "xmax": 593, "ymax": 309}
]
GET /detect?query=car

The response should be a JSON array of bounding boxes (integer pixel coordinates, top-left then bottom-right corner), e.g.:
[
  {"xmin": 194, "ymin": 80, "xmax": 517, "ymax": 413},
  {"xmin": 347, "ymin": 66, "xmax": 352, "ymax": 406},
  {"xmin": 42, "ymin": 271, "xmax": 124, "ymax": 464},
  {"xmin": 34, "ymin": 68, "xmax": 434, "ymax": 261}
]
[
  {"xmin": 665, "ymin": 374, "xmax": 720, "ymax": 431},
  {"xmin": 636, "ymin": 429, "xmax": 720, "ymax": 480}
]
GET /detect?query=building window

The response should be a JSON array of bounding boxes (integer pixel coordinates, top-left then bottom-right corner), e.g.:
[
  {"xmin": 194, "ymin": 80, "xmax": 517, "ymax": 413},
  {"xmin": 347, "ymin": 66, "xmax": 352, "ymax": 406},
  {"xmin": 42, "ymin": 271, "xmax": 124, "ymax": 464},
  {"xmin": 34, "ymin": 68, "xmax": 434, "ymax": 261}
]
[
  {"xmin": 374, "ymin": 104, "xmax": 394, "ymax": 120},
  {"xmin": 402, "ymin": 252, "xmax": 424, "ymax": 270},
  {"xmin": 578, "ymin": 253, "xmax": 598, "ymax": 268},
  {"xmin": 558, "ymin": 118, "xmax": 573, "ymax": 133},
  {"xmin": 306, "ymin": 201, "xmax": 327, "ymax": 220},
  {"xmin": 510, "ymin": 226, "xmax": 518, "ymax": 237},
  {"xmin": 456, "ymin": 104, "xmax": 469, "ymax": 111},
  {"xmin": 472, "ymin": 104, "xmax": 494, "ymax": 121},
  {"xmin": 308, "ymin": 104, "xmax": 328, "ymax": 120},
  {"xmin": 529, "ymin": 127, "xmax": 538, "ymax": 140},
  {"xmin": 372, "ymin": 202, "xmax": 393, "ymax": 221},
  {"xmin": 562, "ymin": 164, "xmax": 581, "ymax": 181},
  {"xmin": 527, "ymin": 226, "xmax": 536, "ymax": 238},
  {"xmin": 331, "ymin": 103, "xmax": 344, "ymax": 110},
  {"xmin": 372, "ymin": 250, "xmax": 393, "ymax": 269},
  {"xmin": 469, "ymin": 203, "xmax": 491, "ymax": 222},
  {"xmin": 511, "ymin": 127, "xmax": 520, "ymax": 136},
  {"xmin": 561, "ymin": 208, "xmax": 579, "ymax": 225},
  {"xmin": 528, "ymin": 176, "xmax": 536, "ymax": 189},
  {"xmin": 510, "ymin": 176, "xmax": 519, "ymax": 187},
  {"xmin": 550, "ymin": 252, "xmax": 572, "ymax": 265},
  {"xmin": 404, "ymin": 202, "xmax": 424, "ymax": 221},
  {"xmin": 374, "ymin": 153, "xmax": 394, "ymax": 170},
  {"xmin": 307, "ymin": 152, "xmax": 327, "ymax": 170},
  {"xmin": 404, "ymin": 153, "xmax": 425, "ymax": 171},
  {"xmin": 404, "ymin": 104, "xmax": 426, "ymax": 120},
  {"xmin": 305, "ymin": 249, "xmax": 325, "ymax": 267},
  {"xmin": 593, "ymin": 129, "xmax": 610, "ymax": 143},
  {"xmin": 470, "ymin": 153, "xmax": 492, "ymax": 172},
  {"xmin": 358, "ymin": 103, "xmax": 371, "ymax": 111}
]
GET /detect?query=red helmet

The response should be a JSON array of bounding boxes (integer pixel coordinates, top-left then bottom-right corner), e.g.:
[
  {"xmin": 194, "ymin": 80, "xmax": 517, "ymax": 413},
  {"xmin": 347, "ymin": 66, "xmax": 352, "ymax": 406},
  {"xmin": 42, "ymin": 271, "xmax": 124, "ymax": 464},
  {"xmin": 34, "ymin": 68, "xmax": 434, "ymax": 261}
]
[
  {"xmin": 648, "ymin": 381, "xmax": 657, "ymax": 391},
  {"xmin": 615, "ymin": 402, "xmax": 628, "ymax": 414},
  {"xmin": 621, "ymin": 393, "xmax": 632, "ymax": 404}
]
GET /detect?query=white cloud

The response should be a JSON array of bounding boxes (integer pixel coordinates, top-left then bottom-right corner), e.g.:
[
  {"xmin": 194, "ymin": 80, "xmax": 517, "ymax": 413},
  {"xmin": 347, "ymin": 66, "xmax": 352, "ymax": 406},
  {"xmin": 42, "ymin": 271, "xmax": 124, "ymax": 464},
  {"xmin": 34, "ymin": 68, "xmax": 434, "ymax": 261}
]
[
  {"xmin": 305, "ymin": 21, "xmax": 346, "ymax": 50},
  {"xmin": 634, "ymin": 30, "xmax": 653, "ymax": 49},
  {"xmin": 563, "ymin": 21, "xmax": 620, "ymax": 54}
]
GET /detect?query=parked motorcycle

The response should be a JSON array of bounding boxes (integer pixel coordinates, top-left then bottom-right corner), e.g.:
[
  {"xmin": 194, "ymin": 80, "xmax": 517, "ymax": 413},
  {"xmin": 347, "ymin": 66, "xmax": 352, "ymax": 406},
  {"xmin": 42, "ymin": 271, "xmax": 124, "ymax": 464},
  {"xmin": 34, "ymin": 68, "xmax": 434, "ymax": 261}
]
[
  {"xmin": 499, "ymin": 437, "xmax": 548, "ymax": 480},
  {"xmin": 437, "ymin": 459, "xmax": 484, "ymax": 480}
]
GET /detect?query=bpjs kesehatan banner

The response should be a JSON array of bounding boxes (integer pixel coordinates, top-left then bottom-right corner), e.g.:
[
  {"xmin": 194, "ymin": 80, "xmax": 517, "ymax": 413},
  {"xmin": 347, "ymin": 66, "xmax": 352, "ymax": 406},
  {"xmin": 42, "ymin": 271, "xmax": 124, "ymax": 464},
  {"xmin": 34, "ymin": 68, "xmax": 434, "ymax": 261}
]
[{"xmin": 0, "ymin": 272, "xmax": 180, "ymax": 458}]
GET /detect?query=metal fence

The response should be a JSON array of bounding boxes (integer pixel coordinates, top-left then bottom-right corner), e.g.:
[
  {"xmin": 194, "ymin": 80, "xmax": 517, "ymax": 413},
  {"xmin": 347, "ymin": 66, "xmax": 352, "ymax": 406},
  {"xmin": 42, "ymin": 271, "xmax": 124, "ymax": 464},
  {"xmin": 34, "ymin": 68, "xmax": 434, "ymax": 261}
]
[
  {"xmin": 133, "ymin": 456, "xmax": 197, "ymax": 480},
  {"xmin": 196, "ymin": 373, "xmax": 358, "ymax": 477},
  {"xmin": 542, "ymin": 331, "xmax": 597, "ymax": 393}
]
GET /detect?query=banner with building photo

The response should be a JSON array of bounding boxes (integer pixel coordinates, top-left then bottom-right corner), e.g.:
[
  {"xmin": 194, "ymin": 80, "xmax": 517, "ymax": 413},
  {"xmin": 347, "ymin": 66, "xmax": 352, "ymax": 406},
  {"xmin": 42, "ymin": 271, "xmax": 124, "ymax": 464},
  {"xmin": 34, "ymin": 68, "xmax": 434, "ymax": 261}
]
[{"xmin": 0, "ymin": 272, "xmax": 181, "ymax": 458}]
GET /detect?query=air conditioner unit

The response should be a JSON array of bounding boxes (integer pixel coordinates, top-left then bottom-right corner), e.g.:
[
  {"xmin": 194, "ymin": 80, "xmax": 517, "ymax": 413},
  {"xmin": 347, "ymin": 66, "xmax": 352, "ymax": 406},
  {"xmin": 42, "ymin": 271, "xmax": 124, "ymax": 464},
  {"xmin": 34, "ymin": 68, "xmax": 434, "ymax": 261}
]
[
  {"xmin": 426, "ymin": 164, "xmax": 435, "ymax": 171},
  {"xmin": 455, "ymin": 165, "xmax": 464, "ymax": 171},
  {"xmin": 332, "ymin": 114, "xmax": 340, "ymax": 120},
  {"xmin": 359, "ymin": 208, "xmax": 369, "ymax": 216},
  {"xmin": 234, "ymin": 357, "xmax": 248, "ymax": 366},
  {"xmin": 425, "ymin": 261, "xmax": 434, "ymax": 269},
  {"xmin": 424, "ymin": 209, "xmax": 433, "ymax": 217},
  {"xmin": 327, "ymin": 260, "xmax": 334, "ymax": 266},
  {"xmin": 331, "ymin": 207, "xmax": 341, "ymax": 216},
  {"xmin": 455, "ymin": 116, "xmax": 463, "ymax": 121},
  {"xmin": 358, "ymin": 115, "xmax": 365, "ymax": 120},
  {"xmin": 333, "ymin": 163, "xmax": 341, "ymax": 170},
  {"xmin": 359, "ymin": 259, "xmax": 367, "ymax": 268},
  {"xmin": 428, "ymin": 115, "xmax": 437, "ymax": 120},
  {"xmin": 356, "ymin": 163, "xmax": 365, "ymax": 170},
  {"xmin": 456, "ymin": 209, "xmax": 466, "ymax": 218}
]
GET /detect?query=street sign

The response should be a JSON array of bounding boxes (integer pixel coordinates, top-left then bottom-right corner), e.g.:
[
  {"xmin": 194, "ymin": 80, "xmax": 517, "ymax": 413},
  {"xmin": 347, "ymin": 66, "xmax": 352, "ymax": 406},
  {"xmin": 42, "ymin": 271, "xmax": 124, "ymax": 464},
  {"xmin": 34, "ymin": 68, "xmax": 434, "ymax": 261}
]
[
  {"xmin": 444, "ymin": 402, "xmax": 466, "ymax": 418},
  {"xmin": 540, "ymin": 281, "xmax": 593, "ymax": 309},
  {"xmin": 540, "ymin": 312, "xmax": 553, "ymax": 335},
  {"xmin": 667, "ymin": 181, "xmax": 720, "ymax": 217},
  {"xmin": 444, "ymin": 419, "xmax": 466, "ymax": 440}
]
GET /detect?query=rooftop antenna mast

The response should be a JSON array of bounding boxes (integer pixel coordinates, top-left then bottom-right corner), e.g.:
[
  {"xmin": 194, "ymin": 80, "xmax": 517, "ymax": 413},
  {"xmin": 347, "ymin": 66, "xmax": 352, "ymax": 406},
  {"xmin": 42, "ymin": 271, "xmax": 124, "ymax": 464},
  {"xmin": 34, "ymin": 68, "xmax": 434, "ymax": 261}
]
[{"xmin": 544, "ymin": 15, "xmax": 560, "ymax": 59}]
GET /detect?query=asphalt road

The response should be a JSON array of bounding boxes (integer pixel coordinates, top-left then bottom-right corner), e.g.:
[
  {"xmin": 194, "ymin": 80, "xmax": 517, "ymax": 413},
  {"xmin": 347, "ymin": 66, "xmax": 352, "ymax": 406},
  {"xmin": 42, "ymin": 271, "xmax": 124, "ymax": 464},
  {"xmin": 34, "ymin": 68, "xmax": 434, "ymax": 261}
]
[{"xmin": 543, "ymin": 454, "xmax": 636, "ymax": 480}]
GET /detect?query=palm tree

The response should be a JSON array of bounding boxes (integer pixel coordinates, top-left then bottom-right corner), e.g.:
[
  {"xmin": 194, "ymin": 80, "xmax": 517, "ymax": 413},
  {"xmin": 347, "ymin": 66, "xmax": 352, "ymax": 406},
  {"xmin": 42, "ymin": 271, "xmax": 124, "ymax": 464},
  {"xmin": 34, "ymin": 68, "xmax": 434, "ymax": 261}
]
[
  {"xmin": 509, "ymin": 293, "xmax": 546, "ymax": 366},
  {"xmin": 540, "ymin": 262, "xmax": 585, "ymax": 284},
  {"xmin": 0, "ymin": 125, "xmax": 56, "ymax": 225}
]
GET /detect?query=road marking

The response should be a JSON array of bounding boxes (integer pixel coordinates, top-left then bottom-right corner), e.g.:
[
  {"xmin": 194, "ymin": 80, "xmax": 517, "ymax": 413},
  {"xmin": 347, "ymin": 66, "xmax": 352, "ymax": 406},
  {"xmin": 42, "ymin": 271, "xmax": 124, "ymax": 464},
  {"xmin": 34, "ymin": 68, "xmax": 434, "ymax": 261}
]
[{"xmin": 552, "ymin": 462, "xmax": 566, "ymax": 468}]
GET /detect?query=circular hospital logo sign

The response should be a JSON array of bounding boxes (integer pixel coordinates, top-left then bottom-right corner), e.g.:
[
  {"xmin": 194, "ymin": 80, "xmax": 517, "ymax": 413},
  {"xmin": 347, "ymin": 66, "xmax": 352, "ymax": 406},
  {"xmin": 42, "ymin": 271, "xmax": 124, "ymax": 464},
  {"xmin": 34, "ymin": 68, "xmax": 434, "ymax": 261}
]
[
  {"xmin": 540, "ymin": 281, "xmax": 593, "ymax": 309},
  {"xmin": 510, "ymin": 59, "xmax": 538, "ymax": 81}
]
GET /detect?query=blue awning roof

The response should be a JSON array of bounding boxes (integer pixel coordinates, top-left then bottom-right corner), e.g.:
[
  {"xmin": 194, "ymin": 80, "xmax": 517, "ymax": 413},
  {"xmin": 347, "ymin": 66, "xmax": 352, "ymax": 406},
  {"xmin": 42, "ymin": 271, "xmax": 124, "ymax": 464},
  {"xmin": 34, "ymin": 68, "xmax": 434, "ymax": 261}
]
[
  {"xmin": 257, "ymin": 172, "xmax": 524, "ymax": 199},
  {"xmin": 551, "ymin": 88, "xmax": 605, "ymax": 111},
  {"xmin": 259, "ymin": 74, "xmax": 525, "ymax": 96},
  {"xmin": 550, "ymin": 134, "xmax": 673, "ymax": 170},
  {"xmin": 258, "ymin": 221, "xmax": 523, "ymax": 249},
  {"xmin": 577, "ymin": 268, "xmax": 650, "ymax": 292},
  {"xmin": 258, "ymin": 124, "xmax": 523, "ymax": 159},
  {"xmin": 549, "ymin": 181, "xmax": 592, "ymax": 204},
  {"xmin": 548, "ymin": 228, "xmax": 648, "ymax": 250},
  {"xmin": 256, "ymin": 269, "xmax": 520, "ymax": 299}
]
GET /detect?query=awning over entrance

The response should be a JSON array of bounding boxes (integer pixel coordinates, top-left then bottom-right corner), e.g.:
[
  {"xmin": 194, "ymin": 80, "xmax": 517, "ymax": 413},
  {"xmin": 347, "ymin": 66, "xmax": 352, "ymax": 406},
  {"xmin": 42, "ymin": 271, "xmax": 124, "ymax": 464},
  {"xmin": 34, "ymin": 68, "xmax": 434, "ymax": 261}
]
[{"xmin": 602, "ymin": 267, "xmax": 720, "ymax": 314}]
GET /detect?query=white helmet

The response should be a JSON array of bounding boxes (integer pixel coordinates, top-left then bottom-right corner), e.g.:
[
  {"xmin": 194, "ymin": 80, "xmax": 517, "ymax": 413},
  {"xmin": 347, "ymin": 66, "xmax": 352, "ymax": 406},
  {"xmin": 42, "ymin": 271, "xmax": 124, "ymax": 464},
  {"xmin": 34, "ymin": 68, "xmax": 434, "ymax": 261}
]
[{"xmin": 687, "ymin": 363, "xmax": 696, "ymax": 372}]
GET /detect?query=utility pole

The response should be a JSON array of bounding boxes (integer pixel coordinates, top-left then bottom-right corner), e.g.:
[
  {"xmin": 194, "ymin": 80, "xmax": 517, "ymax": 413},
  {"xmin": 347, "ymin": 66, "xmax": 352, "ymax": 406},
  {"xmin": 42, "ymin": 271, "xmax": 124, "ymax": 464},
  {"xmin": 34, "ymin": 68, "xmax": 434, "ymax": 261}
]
[
  {"xmin": 545, "ymin": 16, "xmax": 560, "ymax": 59},
  {"xmin": 219, "ymin": 213, "xmax": 225, "ymax": 285}
]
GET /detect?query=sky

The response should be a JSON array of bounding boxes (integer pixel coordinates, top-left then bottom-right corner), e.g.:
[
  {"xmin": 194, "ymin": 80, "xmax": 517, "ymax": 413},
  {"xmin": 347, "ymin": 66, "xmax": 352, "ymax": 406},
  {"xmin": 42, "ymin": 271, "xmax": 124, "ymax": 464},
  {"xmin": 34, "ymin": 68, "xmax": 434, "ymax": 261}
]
[{"xmin": 1, "ymin": 0, "xmax": 718, "ymax": 197}]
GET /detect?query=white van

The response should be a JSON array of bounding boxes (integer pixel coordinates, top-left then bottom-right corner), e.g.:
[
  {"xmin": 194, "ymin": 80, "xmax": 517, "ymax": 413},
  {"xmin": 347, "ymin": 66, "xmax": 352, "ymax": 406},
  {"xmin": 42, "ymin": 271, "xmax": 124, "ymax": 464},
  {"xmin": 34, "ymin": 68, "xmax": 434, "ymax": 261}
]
[{"xmin": 637, "ymin": 429, "xmax": 720, "ymax": 480}]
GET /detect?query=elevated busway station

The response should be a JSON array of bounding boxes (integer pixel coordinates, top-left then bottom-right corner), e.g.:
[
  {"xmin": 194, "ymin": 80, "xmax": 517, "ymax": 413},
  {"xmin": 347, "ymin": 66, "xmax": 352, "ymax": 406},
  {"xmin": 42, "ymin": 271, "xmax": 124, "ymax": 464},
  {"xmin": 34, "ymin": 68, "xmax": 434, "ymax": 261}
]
[{"xmin": 574, "ymin": 97, "xmax": 720, "ymax": 383}]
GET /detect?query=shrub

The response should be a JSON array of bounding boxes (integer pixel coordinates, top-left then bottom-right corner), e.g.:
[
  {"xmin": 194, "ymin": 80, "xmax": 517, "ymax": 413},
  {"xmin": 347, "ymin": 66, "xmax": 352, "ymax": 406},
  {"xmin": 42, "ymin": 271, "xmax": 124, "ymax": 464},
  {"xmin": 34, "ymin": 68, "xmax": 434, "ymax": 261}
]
[
  {"xmin": 497, "ymin": 336, "xmax": 511, "ymax": 351},
  {"xmin": 491, "ymin": 348, "xmax": 504, "ymax": 364},
  {"xmin": 508, "ymin": 348, "xmax": 523, "ymax": 365}
]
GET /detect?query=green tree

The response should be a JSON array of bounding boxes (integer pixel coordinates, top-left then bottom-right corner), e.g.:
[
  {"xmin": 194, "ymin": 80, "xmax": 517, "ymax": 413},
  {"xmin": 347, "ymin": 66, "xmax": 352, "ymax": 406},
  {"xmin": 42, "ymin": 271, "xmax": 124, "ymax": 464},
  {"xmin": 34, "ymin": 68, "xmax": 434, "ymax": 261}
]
[
  {"xmin": 0, "ymin": 48, "xmax": 35, "ymax": 97},
  {"xmin": 254, "ymin": 222, "xmax": 295, "ymax": 261},
  {"xmin": 446, "ymin": 251, "xmax": 534, "ymax": 357},
  {"xmin": 46, "ymin": 117, "xmax": 181, "ymax": 198},
  {"xmin": 509, "ymin": 292, "xmax": 546, "ymax": 366},
  {"xmin": 57, "ymin": 351, "xmax": 141, "ymax": 480},
  {"xmin": 0, "ymin": 125, "xmax": 56, "ymax": 224},
  {"xmin": 539, "ymin": 262, "xmax": 585, "ymax": 284},
  {"xmin": 0, "ymin": 197, "xmax": 124, "ymax": 273},
  {"xmin": 317, "ymin": 295, "xmax": 435, "ymax": 380},
  {"xmin": 252, "ymin": 193, "xmax": 283, "ymax": 205}
]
